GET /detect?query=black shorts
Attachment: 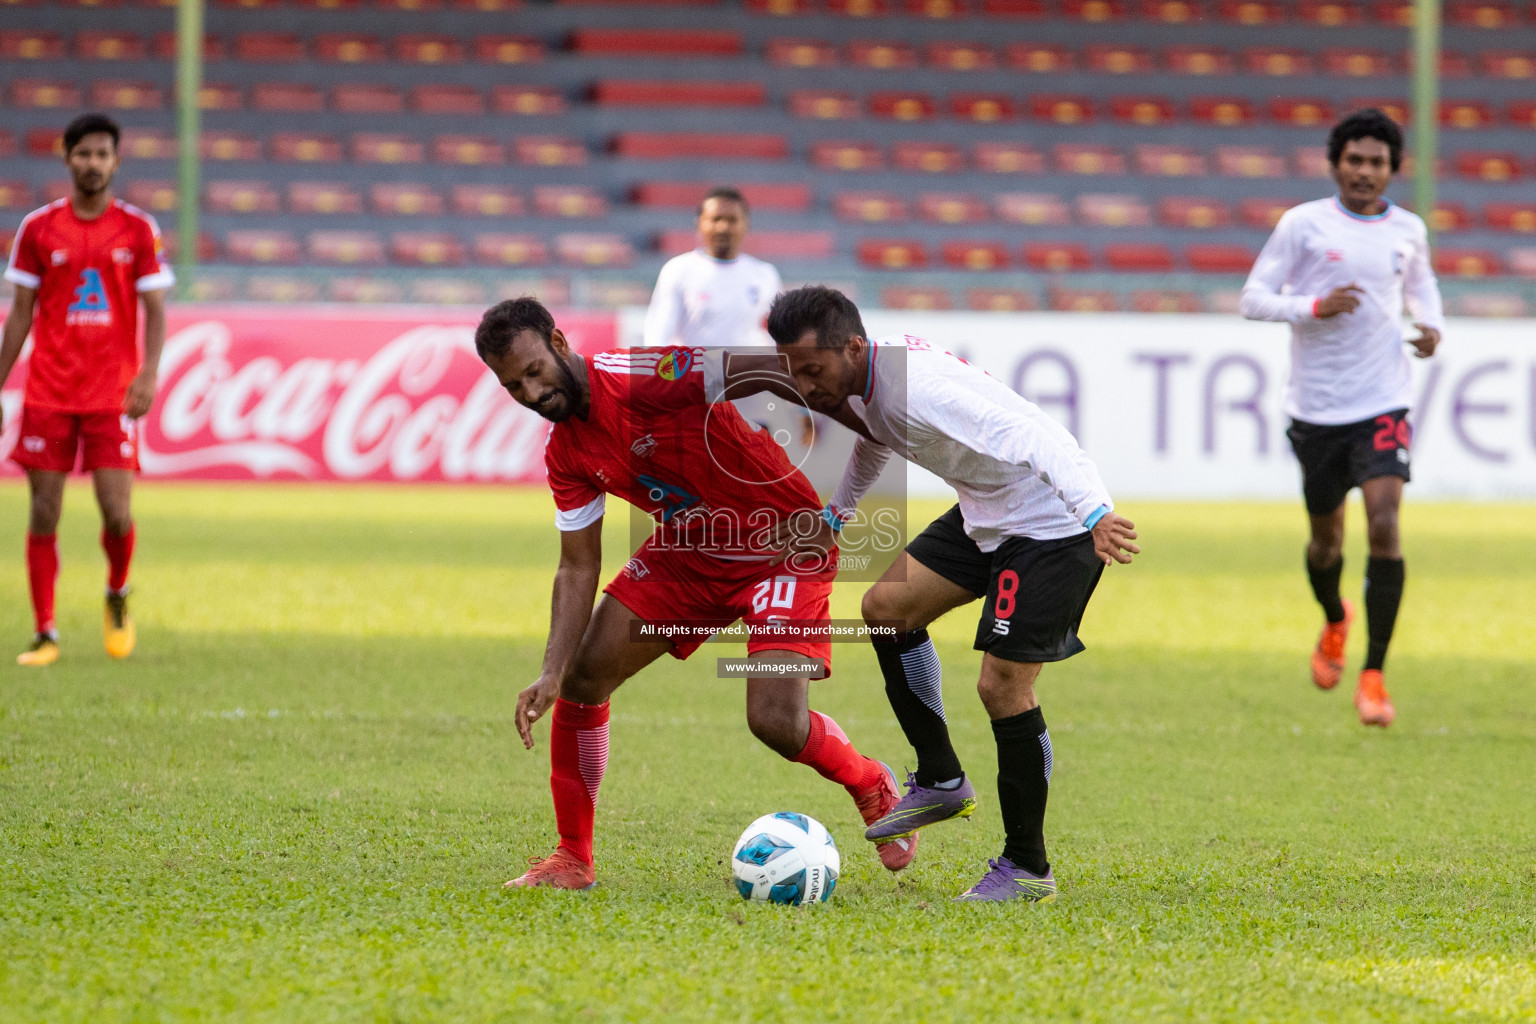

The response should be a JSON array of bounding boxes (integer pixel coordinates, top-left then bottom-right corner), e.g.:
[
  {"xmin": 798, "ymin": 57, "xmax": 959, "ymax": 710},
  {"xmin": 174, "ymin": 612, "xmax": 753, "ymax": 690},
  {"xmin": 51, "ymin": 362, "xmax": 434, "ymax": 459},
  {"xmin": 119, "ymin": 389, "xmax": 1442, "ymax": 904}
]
[
  {"xmin": 906, "ymin": 505, "xmax": 1104, "ymax": 664},
  {"xmin": 1286, "ymin": 408, "xmax": 1412, "ymax": 515}
]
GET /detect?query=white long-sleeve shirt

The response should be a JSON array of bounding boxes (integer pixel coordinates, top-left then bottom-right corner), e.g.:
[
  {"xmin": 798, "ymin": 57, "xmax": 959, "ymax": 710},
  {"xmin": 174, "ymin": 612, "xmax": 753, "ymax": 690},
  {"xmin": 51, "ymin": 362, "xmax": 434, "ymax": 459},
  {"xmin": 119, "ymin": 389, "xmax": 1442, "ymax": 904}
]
[
  {"xmin": 832, "ymin": 336, "xmax": 1113, "ymax": 550},
  {"xmin": 1240, "ymin": 195, "xmax": 1444, "ymax": 425},
  {"xmin": 641, "ymin": 249, "xmax": 782, "ymax": 348}
]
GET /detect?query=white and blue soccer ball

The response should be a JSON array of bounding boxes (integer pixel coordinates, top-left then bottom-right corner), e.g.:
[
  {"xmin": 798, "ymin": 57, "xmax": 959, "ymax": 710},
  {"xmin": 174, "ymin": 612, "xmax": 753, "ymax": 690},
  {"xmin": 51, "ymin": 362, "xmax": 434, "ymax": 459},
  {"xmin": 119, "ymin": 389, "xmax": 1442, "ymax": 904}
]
[{"xmin": 730, "ymin": 812, "xmax": 840, "ymax": 906}]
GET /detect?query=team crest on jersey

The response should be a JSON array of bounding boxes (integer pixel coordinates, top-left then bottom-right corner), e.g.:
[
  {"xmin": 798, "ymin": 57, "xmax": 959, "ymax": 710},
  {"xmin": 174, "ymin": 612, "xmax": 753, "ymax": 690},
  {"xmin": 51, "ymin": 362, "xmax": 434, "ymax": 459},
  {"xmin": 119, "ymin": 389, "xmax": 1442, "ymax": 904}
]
[
  {"xmin": 622, "ymin": 558, "xmax": 649, "ymax": 580},
  {"xmin": 657, "ymin": 349, "xmax": 693, "ymax": 381},
  {"xmin": 637, "ymin": 473, "xmax": 700, "ymax": 522},
  {"xmin": 112, "ymin": 248, "xmax": 134, "ymax": 265},
  {"xmin": 630, "ymin": 434, "xmax": 657, "ymax": 458},
  {"xmin": 51, "ymin": 250, "xmax": 68, "ymax": 266}
]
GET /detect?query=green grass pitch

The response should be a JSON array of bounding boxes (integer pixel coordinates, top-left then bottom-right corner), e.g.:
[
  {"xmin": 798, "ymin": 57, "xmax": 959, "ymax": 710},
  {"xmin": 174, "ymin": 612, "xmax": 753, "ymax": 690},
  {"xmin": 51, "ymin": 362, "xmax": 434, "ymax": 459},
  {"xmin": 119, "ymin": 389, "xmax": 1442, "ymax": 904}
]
[{"xmin": 1, "ymin": 482, "xmax": 1532, "ymax": 1022}]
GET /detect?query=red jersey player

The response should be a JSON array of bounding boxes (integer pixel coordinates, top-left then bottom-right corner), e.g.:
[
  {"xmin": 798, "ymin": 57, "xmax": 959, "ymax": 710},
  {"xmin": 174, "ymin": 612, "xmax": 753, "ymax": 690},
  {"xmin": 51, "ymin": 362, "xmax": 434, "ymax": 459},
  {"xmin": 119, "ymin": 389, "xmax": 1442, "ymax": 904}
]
[
  {"xmin": 473, "ymin": 297, "xmax": 916, "ymax": 890},
  {"xmin": 0, "ymin": 114, "xmax": 173, "ymax": 666}
]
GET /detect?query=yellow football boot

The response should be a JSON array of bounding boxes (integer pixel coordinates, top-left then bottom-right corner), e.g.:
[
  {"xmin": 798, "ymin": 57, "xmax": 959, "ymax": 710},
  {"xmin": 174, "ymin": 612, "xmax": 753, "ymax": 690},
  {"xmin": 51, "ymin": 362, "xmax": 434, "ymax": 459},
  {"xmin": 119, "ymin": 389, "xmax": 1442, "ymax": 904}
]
[
  {"xmin": 104, "ymin": 588, "xmax": 136, "ymax": 659},
  {"xmin": 17, "ymin": 632, "xmax": 59, "ymax": 667}
]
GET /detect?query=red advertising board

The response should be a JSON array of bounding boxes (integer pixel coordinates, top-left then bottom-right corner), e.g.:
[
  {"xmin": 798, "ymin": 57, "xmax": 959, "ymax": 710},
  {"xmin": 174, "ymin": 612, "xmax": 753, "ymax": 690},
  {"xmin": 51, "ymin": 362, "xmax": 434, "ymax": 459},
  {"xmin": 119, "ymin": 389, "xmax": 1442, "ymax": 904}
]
[{"xmin": 0, "ymin": 306, "xmax": 617, "ymax": 483}]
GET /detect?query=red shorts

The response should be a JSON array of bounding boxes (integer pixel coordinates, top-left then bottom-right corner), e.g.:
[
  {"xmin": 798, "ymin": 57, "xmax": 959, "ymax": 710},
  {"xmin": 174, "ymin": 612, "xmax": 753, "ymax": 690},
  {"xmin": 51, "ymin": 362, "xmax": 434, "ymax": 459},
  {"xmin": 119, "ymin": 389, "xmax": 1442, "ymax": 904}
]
[
  {"xmin": 10, "ymin": 405, "xmax": 140, "ymax": 474},
  {"xmin": 603, "ymin": 538, "xmax": 836, "ymax": 673}
]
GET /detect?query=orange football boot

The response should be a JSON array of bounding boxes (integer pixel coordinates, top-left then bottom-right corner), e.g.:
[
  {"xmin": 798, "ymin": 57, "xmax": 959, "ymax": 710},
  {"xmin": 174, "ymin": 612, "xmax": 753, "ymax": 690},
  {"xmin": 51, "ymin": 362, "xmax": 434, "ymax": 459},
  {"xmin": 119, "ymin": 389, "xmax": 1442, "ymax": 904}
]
[
  {"xmin": 1310, "ymin": 600, "xmax": 1354, "ymax": 690},
  {"xmin": 505, "ymin": 847, "xmax": 596, "ymax": 890},
  {"xmin": 1354, "ymin": 669, "xmax": 1396, "ymax": 727},
  {"xmin": 853, "ymin": 760, "xmax": 919, "ymax": 872}
]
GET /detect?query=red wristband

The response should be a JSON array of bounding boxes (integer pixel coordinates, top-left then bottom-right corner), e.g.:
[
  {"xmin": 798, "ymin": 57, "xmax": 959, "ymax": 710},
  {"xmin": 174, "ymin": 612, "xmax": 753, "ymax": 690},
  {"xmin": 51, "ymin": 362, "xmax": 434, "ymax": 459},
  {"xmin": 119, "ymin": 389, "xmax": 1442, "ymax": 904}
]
[{"xmin": 1311, "ymin": 298, "xmax": 1321, "ymax": 317}]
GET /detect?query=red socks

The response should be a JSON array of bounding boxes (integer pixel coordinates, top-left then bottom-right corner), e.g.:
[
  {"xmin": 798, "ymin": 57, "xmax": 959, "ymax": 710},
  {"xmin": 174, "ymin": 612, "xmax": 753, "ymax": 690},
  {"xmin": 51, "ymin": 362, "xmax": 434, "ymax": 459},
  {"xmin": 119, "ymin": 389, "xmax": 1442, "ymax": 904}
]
[
  {"xmin": 550, "ymin": 697, "xmax": 609, "ymax": 866},
  {"xmin": 793, "ymin": 710, "xmax": 884, "ymax": 794},
  {"xmin": 26, "ymin": 533, "xmax": 58, "ymax": 635},
  {"xmin": 102, "ymin": 523, "xmax": 135, "ymax": 592}
]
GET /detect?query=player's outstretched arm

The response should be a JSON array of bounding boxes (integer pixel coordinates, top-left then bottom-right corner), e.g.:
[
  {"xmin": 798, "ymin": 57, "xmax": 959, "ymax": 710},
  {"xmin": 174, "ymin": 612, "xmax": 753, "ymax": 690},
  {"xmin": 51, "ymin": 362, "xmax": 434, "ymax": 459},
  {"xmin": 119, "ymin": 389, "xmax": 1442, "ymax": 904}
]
[
  {"xmin": 125, "ymin": 287, "xmax": 167, "ymax": 419},
  {"xmin": 1091, "ymin": 513, "xmax": 1140, "ymax": 566},
  {"xmin": 0, "ymin": 285, "xmax": 37, "ymax": 435},
  {"xmin": 517, "ymin": 520, "xmax": 603, "ymax": 750}
]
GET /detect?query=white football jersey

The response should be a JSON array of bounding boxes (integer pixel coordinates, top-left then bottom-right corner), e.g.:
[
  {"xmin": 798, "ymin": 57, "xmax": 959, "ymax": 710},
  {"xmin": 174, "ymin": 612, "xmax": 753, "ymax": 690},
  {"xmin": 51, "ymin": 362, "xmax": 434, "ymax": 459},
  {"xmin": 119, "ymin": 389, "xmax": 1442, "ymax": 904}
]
[
  {"xmin": 641, "ymin": 249, "xmax": 782, "ymax": 348},
  {"xmin": 1240, "ymin": 196, "xmax": 1445, "ymax": 426}
]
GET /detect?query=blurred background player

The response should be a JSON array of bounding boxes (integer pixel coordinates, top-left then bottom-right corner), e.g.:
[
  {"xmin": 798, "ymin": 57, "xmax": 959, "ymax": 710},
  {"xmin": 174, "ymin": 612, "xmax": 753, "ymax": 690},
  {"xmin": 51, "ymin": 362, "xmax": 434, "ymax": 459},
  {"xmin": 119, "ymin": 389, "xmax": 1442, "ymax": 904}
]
[
  {"xmin": 0, "ymin": 113, "xmax": 173, "ymax": 667},
  {"xmin": 1240, "ymin": 109, "xmax": 1443, "ymax": 729},
  {"xmin": 767, "ymin": 287, "xmax": 1139, "ymax": 903},
  {"xmin": 474, "ymin": 298, "xmax": 912, "ymax": 891}
]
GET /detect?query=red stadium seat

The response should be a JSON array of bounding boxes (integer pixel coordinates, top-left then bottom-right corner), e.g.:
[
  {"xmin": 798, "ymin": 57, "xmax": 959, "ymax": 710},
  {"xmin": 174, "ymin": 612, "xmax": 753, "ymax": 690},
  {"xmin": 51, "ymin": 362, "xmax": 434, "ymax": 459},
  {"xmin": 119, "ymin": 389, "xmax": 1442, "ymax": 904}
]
[
  {"xmin": 315, "ymin": 34, "xmax": 385, "ymax": 63},
  {"xmin": 1448, "ymin": 0, "xmax": 1516, "ymax": 28},
  {"xmin": 1005, "ymin": 43, "xmax": 1073, "ymax": 73},
  {"xmin": 474, "ymin": 36, "xmax": 544, "ymax": 63},
  {"xmin": 1078, "ymin": 193, "xmax": 1151, "ymax": 227},
  {"xmin": 288, "ymin": 182, "xmax": 364, "ymax": 215},
  {"xmin": 1218, "ymin": 146, "xmax": 1287, "ymax": 177},
  {"xmin": 1293, "ymin": 146, "xmax": 1332, "ymax": 178},
  {"xmin": 121, "ymin": 130, "xmax": 177, "ymax": 160},
  {"xmin": 91, "ymin": 81, "xmax": 165, "ymax": 111},
  {"xmin": 1136, "ymin": 145, "xmax": 1208, "ymax": 176},
  {"xmin": 1440, "ymin": 100, "xmax": 1494, "ymax": 129},
  {"xmin": 1245, "ymin": 47, "xmax": 1312, "ymax": 75},
  {"xmin": 828, "ymin": 0, "xmax": 893, "ymax": 15},
  {"xmin": 428, "ymin": 135, "xmax": 502, "ymax": 165},
  {"xmin": 767, "ymin": 38, "xmax": 838, "ymax": 67},
  {"xmin": 996, "ymin": 192, "xmax": 1069, "ymax": 225},
  {"xmin": 612, "ymin": 133, "xmax": 787, "ymax": 160},
  {"xmin": 1050, "ymin": 288, "xmax": 1119, "ymax": 312},
  {"xmin": 1510, "ymin": 101, "xmax": 1536, "ymax": 128},
  {"xmin": 848, "ymin": 39, "xmax": 917, "ymax": 68},
  {"xmin": 790, "ymin": 91, "xmax": 862, "ymax": 119},
  {"xmin": 234, "ymin": 32, "xmax": 305, "ymax": 61},
  {"xmin": 1412, "ymin": 50, "xmax": 1472, "ymax": 77},
  {"xmin": 160, "ymin": 230, "xmax": 221, "ymax": 266},
  {"xmin": 494, "ymin": 87, "xmax": 566, "ymax": 116},
  {"xmin": 198, "ymin": 82, "xmax": 243, "ymax": 111},
  {"xmin": 981, "ymin": 0, "xmax": 1048, "ymax": 16},
  {"xmin": 0, "ymin": 132, "xmax": 13, "ymax": 160},
  {"xmin": 152, "ymin": 32, "xmax": 224, "ymax": 62},
  {"xmin": 593, "ymin": 81, "xmax": 765, "ymax": 107},
  {"xmin": 1270, "ymin": 97, "xmax": 1336, "ymax": 128},
  {"xmin": 656, "ymin": 230, "xmax": 834, "ymax": 259},
  {"xmin": 1347, "ymin": 98, "xmax": 1410, "ymax": 124},
  {"xmin": 200, "ymin": 132, "xmax": 262, "ymax": 161},
  {"xmin": 396, "ymin": 35, "xmax": 465, "ymax": 63},
  {"xmin": 1085, "ymin": 44, "xmax": 1152, "ymax": 73},
  {"xmin": 1110, "ymin": 96, "xmax": 1175, "ymax": 126},
  {"xmin": 555, "ymin": 233, "xmax": 634, "ymax": 269},
  {"xmin": 219, "ymin": 0, "xmax": 283, "ymax": 8},
  {"xmin": 391, "ymin": 232, "xmax": 465, "ymax": 266},
  {"xmin": 975, "ymin": 142, "xmax": 1045, "ymax": 173},
  {"xmin": 1325, "ymin": 48, "xmax": 1395, "ymax": 77},
  {"xmin": 254, "ymin": 82, "xmax": 325, "ymax": 112},
  {"xmin": 834, "ymin": 192, "xmax": 910, "ymax": 221},
  {"xmin": 309, "ymin": 231, "xmax": 386, "ymax": 266},
  {"xmin": 413, "ymin": 85, "xmax": 484, "ymax": 114},
  {"xmin": 514, "ymin": 136, "xmax": 587, "ymax": 166},
  {"xmin": 272, "ymin": 133, "xmax": 342, "ymax": 163},
  {"xmin": 857, "ymin": 239, "xmax": 928, "ymax": 269},
  {"xmin": 1424, "ymin": 203, "xmax": 1472, "ymax": 233},
  {"xmin": 1165, "ymin": 45, "xmax": 1233, "ymax": 75},
  {"xmin": 1187, "ymin": 244, "xmax": 1257, "ymax": 273},
  {"xmin": 0, "ymin": 182, "xmax": 34, "ymax": 210},
  {"xmin": 1509, "ymin": 248, "xmax": 1536, "ymax": 277},
  {"xmin": 966, "ymin": 288, "xmax": 1037, "ymax": 312},
  {"xmin": 917, "ymin": 192, "xmax": 989, "ymax": 223},
  {"xmin": 1482, "ymin": 52, "xmax": 1536, "ymax": 80},
  {"xmin": 1371, "ymin": 0, "xmax": 1414, "ymax": 25},
  {"xmin": 869, "ymin": 92, "xmax": 937, "ymax": 121},
  {"xmin": 568, "ymin": 29, "xmax": 741, "ymax": 56},
  {"xmin": 11, "ymin": 79, "xmax": 81, "ymax": 109},
  {"xmin": 25, "ymin": 129, "xmax": 64, "ymax": 159},
  {"xmin": 632, "ymin": 181, "xmax": 811, "ymax": 211},
  {"xmin": 1062, "ymin": 0, "xmax": 1127, "ymax": 20},
  {"xmin": 1433, "ymin": 249, "xmax": 1501, "ymax": 276},
  {"xmin": 352, "ymin": 133, "xmax": 426, "ymax": 164},
  {"xmin": 473, "ymin": 233, "xmax": 549, "ymax": 266},
  {"xmin": 1298, "ymin": 0, "xmax": 1360, "ymax": 25},
  {"xmin": 1133, "ymin": 290, "xmax": 1203, "ymax": 312},
  {"xmin": 893, "ymin": 142, "xmax": 966, "ymax": 173},
  {"xmin": 1105, "ymin": 243, "xmax": 1175, "ymax": 271},
  {"xmin": 452, "ymin": 185, "xmax": 524, "ymax": 217},
  {"xmin": 1190, "ymin": 97, "xmax": 1254, "ymax": 126},
  {"xmin": 1160, "ymin": 196, "xmax": 1231, "ymax": 228},
  {"xmin": 225, "ymin": 230, "xmax": 301, "ymax": 265},
  {"xmin": 1054, "ymin": 144, "xmax": 1126, "ymax": 175},
  {"xmin": 1239, "ymin": 197, "xmax": 1301, "ymax": 228},
  {"xmin": 882, "ymin": 285, "xmax": 954, "ymax": 309},
  {"xmin": 1485, "ymin": 203, "xmax": 1536, "ymax": 233},
  {"xmin": 534, "ymin": 185, "xmax": 607, "ymax": 218},
  {"xmin": 207, "ymin": 180, "xmax": 281, "ymax": 214},
  {"xmin": 1454, "ymin": 151, "xmax": 1522, "ymax": 182},
  {"xmin": 372, "ymin": 184, "xmax": 445, "ymax": 216},
  {"xmin": 333, "ymin": 84, "xmax": 403, "ymax": 113},
  {"xmin": 1142, "ymin": 0, "xmax": 1205, "ymax": 24},
  {"xmin": 124, "ymin": 180, "xmax": 177, "ymax": 214},
  {"xmin": 943, "ymin": 241, "xmax": 1009, "ymax": 270},
  {"xmin": 77, "ymin": 31, "xmax": 146, "ymax": 60},
  {"xmin": 749, "ymin": 0, "xmax": 815, "ymax": 14},
  {"xmin": 950, "ymin": 93, "xmax": 1017, "ymax": 122},
  {"xmin": 1024, "ymin": 242, "xmax": 1092, "ymax": 271},
  {"xmin": 906, "ymin": 0, "xmax": 968, "ymax": 18},
  {"xmin": 928, "ymin": 41, "xmax": 996, "ymax": 70},
  {"xmin": 1218, "ymin": 0, "xmax": 1283, "ymax": 23},
  {"xmin": 0, "ymin": 31, "xmax": 65, "ymax": 60},
  {"xmin": 375, "ymin": 0, "xmax": 444, "ymax": 9},
  {"xmin": 1030, "ymin": 95, "xmax": 1094, "ymax": 124},
  {"xmin": 811, "ymin": 141, "xmax": 885, "ymax": 171},
  {"xmin": 410, "ymin": 278, "xmax": 485, "ymax": 304}
]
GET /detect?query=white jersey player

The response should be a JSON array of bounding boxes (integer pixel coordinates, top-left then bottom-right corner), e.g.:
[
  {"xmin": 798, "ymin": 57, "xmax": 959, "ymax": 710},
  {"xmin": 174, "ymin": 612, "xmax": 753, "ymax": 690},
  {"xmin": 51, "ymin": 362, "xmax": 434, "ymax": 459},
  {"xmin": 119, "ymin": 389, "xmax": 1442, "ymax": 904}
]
[
  {"xmin": 1240, "ymin": 108, "xmax": 1444, "ymax": 729},
  {"xmin": 765, "ymin": 285, "xmax": 1139, "ymax": 905}
]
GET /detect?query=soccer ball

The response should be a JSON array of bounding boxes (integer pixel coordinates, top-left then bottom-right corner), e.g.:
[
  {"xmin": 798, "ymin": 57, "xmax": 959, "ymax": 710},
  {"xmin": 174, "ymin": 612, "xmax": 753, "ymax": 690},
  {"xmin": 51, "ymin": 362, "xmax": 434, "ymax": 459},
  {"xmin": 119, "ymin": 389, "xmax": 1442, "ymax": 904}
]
[{"xmin": 730, "ymin": 812, "xmax": 840, "ymax": 906}]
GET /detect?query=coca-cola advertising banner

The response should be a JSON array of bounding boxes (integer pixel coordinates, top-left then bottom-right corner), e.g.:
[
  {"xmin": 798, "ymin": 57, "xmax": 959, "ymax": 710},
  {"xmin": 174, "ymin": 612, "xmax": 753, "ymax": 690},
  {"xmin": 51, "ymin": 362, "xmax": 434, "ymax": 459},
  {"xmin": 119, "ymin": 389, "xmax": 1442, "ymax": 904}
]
[{"xmin": 0, "ymin": 307, "xmax": 617, "ymax": 482}]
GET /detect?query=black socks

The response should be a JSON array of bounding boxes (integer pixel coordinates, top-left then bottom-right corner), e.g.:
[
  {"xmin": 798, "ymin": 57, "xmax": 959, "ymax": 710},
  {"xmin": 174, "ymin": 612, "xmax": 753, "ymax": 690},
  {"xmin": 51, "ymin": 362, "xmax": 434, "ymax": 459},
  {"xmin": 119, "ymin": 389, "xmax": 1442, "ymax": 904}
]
[
  {"xmin": 1364, "ymin": 556, "xmax": 1405, "ymax": 672},
  {"xmin": 872, "ymin": 628, "xmax": 963, "ymax": 787},
  {"xmin": 1307, "ymin": 554, "xmax": 1347, "ymax": 624},
  {"xmin": 993, "ymin": 706, "xmax": 1051, "ymax": 876}
]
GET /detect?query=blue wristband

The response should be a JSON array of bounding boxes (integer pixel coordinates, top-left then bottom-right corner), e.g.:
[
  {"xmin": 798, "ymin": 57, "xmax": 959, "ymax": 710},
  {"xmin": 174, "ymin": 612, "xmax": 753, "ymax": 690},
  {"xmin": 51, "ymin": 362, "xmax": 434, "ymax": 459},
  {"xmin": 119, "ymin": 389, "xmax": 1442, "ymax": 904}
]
[
  {"xmin": 1083, "ymin": 504, "xmax": 1110, "ymax": 530},
  {"xmin": 821, "ymin": 504, "xmax": 845, "ymax": 533}
]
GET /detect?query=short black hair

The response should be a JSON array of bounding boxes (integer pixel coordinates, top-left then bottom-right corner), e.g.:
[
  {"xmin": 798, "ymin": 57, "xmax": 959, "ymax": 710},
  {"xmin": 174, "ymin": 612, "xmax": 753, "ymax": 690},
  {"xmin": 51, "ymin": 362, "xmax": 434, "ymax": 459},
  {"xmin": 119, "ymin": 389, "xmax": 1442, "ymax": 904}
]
[
  {"xmin": 767, "ymin": 286, "xmax": 867, "ymax": 349},
  {"xmin": 475, "ymin": 296, "xmax": 555, "ymax": 362},
  {"xmin": 1328, "ymin": 108, "xmax": 1403, "ymax": 172},
  {"xmin": 63, "ymin": 113, "xmax": 120, "ymax": 155},
  {"xmin": 699, "ymin": 186, "xmax": 749, "ymax": 216}
]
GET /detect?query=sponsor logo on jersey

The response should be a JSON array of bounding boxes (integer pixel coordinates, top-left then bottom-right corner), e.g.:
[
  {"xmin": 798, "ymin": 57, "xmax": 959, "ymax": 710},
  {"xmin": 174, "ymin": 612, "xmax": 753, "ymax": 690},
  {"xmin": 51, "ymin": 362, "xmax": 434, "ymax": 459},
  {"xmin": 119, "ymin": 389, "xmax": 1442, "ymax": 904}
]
[
  {"xmin": 657, "ymin": 349, "xmax": 693, "ymax": 381},
  {"xmin": 112, "ymin": 248, "xmax": 134, "ymax": 265},
  {"xmin": 1325, "ymin": 249, "xmax": 1345, "ymax": 262},
  {"xmin": 630, "ymin": 434, "xmax": 657, "ymax": 458},
  {"xmin": 50, "ymin": 250, "xmax": 68, "ymax": 266},
  {"xmin": 637, "ymin": 473, "xmax": 700, "ymax": 523},
  {"xmin": 622, "ymin": 557, "xmax": 649, "ymax": 580},
  {"xmin": 66, "ymin": 268, "xmax": 113, "ymax": 326}
]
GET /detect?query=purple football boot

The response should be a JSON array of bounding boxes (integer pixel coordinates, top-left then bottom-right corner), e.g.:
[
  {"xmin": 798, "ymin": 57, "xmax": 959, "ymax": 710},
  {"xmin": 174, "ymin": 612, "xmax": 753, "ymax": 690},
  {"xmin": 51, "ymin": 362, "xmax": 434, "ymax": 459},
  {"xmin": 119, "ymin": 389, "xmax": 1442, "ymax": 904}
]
[
  {"xmin": 863, "ymin": 770, "xmax": 977, "ymax": 842},
  {"xmin": 955, "ymin": 857, "xmax": 1057, "ymax": 903}
]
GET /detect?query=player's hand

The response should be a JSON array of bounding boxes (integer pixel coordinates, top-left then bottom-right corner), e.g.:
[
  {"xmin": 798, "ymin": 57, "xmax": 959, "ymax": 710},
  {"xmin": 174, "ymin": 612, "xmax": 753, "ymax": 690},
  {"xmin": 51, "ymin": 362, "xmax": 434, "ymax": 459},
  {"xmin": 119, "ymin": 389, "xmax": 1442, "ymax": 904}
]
[
  {"xmin": 765, "ymin": 512, "xmax": 837, "ymax": 573},
  {"xmin": 1315, "ymin": 284, "xmax": 1364, "ymax": 318},
  {"xmin": 1091, "ymin": 513, "xmax": 1139, "ymax": 566},
  {"xmin": 515, "ymin": 675, "xmax": 560, "ymax": 750},
  {"xmin": 123, "ymin": 371, "xmax": 157, "ymax": 419},
  {"xmin": 1409, "ymin": 323, "xmax": 1441, "ymax": 359}
]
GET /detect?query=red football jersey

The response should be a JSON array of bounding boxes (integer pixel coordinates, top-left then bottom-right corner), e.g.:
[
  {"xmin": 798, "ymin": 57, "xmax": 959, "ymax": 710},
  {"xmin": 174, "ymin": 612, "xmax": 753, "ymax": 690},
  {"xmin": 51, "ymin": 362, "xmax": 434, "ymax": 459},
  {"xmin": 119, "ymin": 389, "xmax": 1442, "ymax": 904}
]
[
  {"xmin": 5, "ymin": 198, "xmax": 174, "ymax": 412},
  {"xmin": 545, "ymin": 347, "xmax": 823, "ymax": 555}
]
